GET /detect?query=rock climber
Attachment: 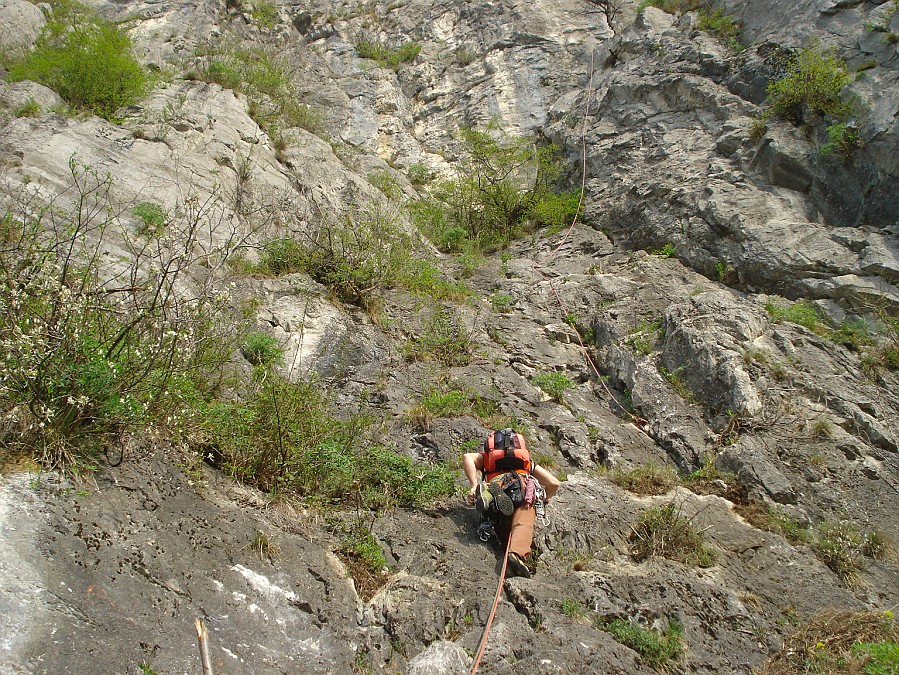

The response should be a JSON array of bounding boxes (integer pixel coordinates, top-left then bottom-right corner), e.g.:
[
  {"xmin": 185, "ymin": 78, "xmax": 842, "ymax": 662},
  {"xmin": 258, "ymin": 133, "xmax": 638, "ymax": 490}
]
[{"xmin": 463, "ymin": 428, "xmax": 560, "ymax": 578}]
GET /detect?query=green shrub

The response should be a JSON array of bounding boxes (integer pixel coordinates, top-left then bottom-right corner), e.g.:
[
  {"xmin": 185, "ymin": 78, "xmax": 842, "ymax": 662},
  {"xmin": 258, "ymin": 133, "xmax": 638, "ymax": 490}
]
[
  {"xmin": 819, "ymin": 122, "xmax": 860, "ymax": 158},
  {"xmin": 491, "ymin": 292, "xmax": 514, "ymax": 313},
  {"xmin": 404, "ymin": 307, "xmax": 472, "ymax": 366},
  {"xmin": 651, "ymin": 242, "xmax": 676, "ymax": 258},
  {"xmin": 13, "ymin": 98, "xmax": 41, "ymax": 117},
  {"xmin": 829, "ymin": 319, "xmax": 873, "ymax": 350},
  {"xmin": 406, "ymin": 164, "xmax": 432, "ymax": 185},
  {"xmin": 560, "ymin": 598, "xmax": 588, "ymax": 618},
  {"xmin": 765, "ymin": 299, "xmax": 826, "ymax": 334},
  {"xmin": 243, "ymin": 0, "xmax": 278, "ymax": 28},
  {"xmin": 530, "ymin": 189, "xmax": 581, "ymax": 235},
  {"xmin": 367, "ymin": 170, "xmax": 402, "ymax": 199},
  {"xmin": 594, "ymin": 617, "xmax": 685, "ymax": 668},
  {"xmin": 0, "ymin": 160, "xmax": 235, "ymax": 472},
  {"xmin": 258, "ymin": 205, "xmax": 425, "ymax": 305},
  {"xmin": 758, "ymin": 610, "xmax": 898, "ymax": 675},
  {"xmin": 240, "ymin": 331, "xmax": 282, "ymax": 367},
  {"xmin": 697, "ymin": 8, "xmax": 741, "ymax": 45},
  {"xmin": 196, "ymin": 39, "xmax": 324, "ymax": 134},
  {"xmin": 532, "ymin": 371, "xmax": 575, "ymax": 402},
  {"xmin": 355, "ymin": 37, "xmax": 421, "ymax": 69},
  {"xmin": 8, "ymin": 1, "xmax": 150, "ymax": 120},
  {"xmin": 812, "ymin": 521, "xmax": 889, "ymax": 583},
  {"xmin": 341, "ymin": 525, "xmax": 387, "ymax": 574},
  {"xmin": 132, "ymin": 201, "xmax": 167, "ymax": 236},
  {"xmin": 630, "ymin": 503, "xmax": 717, "ymax": 566},
  {"xmin": 204, "ymin": 373, "xmax": 458, "ymax": 508},
  {"xmin": 412, "ymin": 128, "xmax": 567, "ymax": 253},
  {"xmin": 766, "ymin": 45, "xmax": 856, "ymax": 124},
  {"xmin": 407, "ymin": 384, "xmax": 499, "ymax": 428}
]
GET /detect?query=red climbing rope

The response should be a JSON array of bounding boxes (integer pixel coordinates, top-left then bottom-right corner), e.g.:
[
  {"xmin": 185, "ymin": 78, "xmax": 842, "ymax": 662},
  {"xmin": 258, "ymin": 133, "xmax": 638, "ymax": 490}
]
[{"xmin": 469, "ymin": 531, "xmax": 513, "ymax": 675}]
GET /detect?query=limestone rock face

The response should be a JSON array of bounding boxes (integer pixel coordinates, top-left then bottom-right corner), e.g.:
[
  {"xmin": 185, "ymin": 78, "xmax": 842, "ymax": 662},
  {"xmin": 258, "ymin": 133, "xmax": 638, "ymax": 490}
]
[
  {"xmin": 1, "ymin": 0, "xmax": 898, "ymax": 673},
  {"xmin": 0, "ymin": 0, "xmax": 44, "ymax": 56}
]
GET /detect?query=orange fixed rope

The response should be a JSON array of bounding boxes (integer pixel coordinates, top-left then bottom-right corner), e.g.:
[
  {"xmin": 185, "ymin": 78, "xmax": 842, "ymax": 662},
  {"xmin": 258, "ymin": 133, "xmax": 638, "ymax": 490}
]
[{"xmin": 469, "ymin": 531, "xmax": 513, "ymax": 675}]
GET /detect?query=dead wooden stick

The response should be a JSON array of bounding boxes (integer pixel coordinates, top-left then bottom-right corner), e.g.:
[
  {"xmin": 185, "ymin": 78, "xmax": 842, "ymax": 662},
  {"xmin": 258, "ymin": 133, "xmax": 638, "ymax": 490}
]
[{"xmin": 194, "ymin": 618, "xmax": 215, "ymax": 675}]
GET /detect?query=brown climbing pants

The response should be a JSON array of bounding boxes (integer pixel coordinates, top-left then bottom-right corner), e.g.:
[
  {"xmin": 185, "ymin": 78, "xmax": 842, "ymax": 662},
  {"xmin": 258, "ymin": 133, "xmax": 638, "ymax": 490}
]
[{"xmin": 493, "ymin": 474, "xmax": 536, "ymax": 557}]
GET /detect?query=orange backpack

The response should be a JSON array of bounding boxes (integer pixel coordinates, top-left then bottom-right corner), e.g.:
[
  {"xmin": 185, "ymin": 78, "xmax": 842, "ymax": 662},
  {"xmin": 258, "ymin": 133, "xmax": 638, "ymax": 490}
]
[{"xmin": 482, "ymin": 428, "xmax": 532, "ymax": 481}]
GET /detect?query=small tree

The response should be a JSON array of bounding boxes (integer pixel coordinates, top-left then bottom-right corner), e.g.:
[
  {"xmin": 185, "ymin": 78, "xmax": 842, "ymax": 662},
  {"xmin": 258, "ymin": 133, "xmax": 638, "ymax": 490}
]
[
  {"xmin": 766, "ymin": 45, "xmax": 856, "ymax": 124},
  {"xmin": 8, "ymin": 0, "xmax": 149, "ymax": 119}
]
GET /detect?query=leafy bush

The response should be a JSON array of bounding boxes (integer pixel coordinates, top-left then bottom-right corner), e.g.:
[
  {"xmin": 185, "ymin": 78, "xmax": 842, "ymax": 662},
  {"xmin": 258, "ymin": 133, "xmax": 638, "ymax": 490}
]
[
  {"xmin": 812, "ymin": 520, "xmax": 889, "ymax": 583},
  {"xmin": 697, "ymin": 8, "xmax": 741, "ymax": 45},
  {"xmin": 195, "ymin": 39, "xmax": 324, "ymax": 134},
  {"xmin": 765, "ymin": 299, "xmax": 826, "ymax": 334},
  {"xmin": 411, "ymin": 127, "xmax": 569, "ymax": 253},
  {"xmin": 407, "ymin": 384, "xmax": 499, "ymax": 428},
  {"xmin": 560, "ymin": 598, "xmax": 588, "ymax": 619},
  {"xmin": 404, "ymin": 306, "xmax": 473, "ymax": 366},
  {"xmin": 491, "ymin": 292, "xmax": 514, "ymax": 313},
  {"xmin": 532, "ymin": 371, "xmax": 575, "ymax": 402},
  {"xmin": 630, "ymin": 503, "xmax": 717, "ymax": 566},
  {"xmin": 819, "ymin": 122, "xmax": 860, "ymax": 158},
  {"xmin": 766, "ymin": 45, "xmax": 856, "ymax": 124},
  {"xmin": 529, "ymin": 189, "xmax": 581, "ymax": 235},
  {"xmin": 651, "ymin": 242, "xmax": 676, "ymax": 258},
  {"xmin": 258, "ymin": 205, "xmax": 425, "ymax": 306},
  {"xmin": 204, "ymin": 372, "xmax": 458, "ymax": 508},
  {"xmin": 132, "ymin": 201, "xmax": 167, "ymax": 236},
  {"xmin": 13, "ymin": 99, "xmax": 41, "ymax": 117},
  {"xmin": 594, "ymin": 617, "xmax": 685, "ymax": 668},
  {"xmin": 242, "ymin": 0, "xmax": 278, "ymax": 28},
  {"xmin": 367, "ymin": 170, "xmax": 402, "ymax": 199},
  {"xmin": 240, "ymin": 331, "xmax": 282, "ymax": 367},
  {"xmin": 355, "ymin": 37, "xmax": 421, "ymax": 69},
  {"xmin": 406, "ymin": 164, "xmax": 432, "ymax": 185},
  {"xmin": 0, "ymin": 160, "xmax": 236, "ymax": 472},
  {"xmin": 8, "ymin": 0, "xmax": 150, "ymax": 120}
]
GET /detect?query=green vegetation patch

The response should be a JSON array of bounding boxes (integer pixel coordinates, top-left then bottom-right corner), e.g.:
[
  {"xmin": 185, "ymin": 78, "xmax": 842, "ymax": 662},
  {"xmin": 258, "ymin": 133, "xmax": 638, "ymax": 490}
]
[
  {"xmin": 7, "ymin": 0, "xmax": 150, "ymax": 120},
  {"xmin": 697, "ymin": 7, "xmax": 741, "ymax": 48},
  {"xmin": 594, "ymin": 616, "xmax": 685, "ymax": 668},
  {"xmin": 253, "ymin": 205, "xmax": 465, "ymax": 306},
  {"xmin": 410, "ymin": 127, "xmax": 575, "ymax": 256},
  {"xmin": 407, "ymin": 384, "xmax": 499, "ymax": 428},
  {"xmin": 0, "ymin": 162, "xmax": 235, "ymax": 474},
  {"xmin": 195, "ymin": 39, "xmax": 324, "ymax": 134},
  {"xmin": 403, "ymin": 306, "xmax": 473, "ymax": 367},
  {"xmin": 766, "ymin": 45, "xmax": 856, "ymax": 125},
  {"xmin": 611, "ymin": 463, "xmax": 678, "ymax": 496},
  {"xmin": 532, "ymin": 371, "xmax": 575, "ymax": 402},
  {"xmin": 759, "ymin": 610, "xmax": 898, "ymax": 675},
  {"xmin": 355, "ymin": 37, "xmax": 422, "ymax": 69},
  {"xmin": 204, "ymin": 373, "xmax": 458, "ymax": 509},
  {"xmin": 630, "ymin": 503, "xmax": 717, "ymax": 567}
]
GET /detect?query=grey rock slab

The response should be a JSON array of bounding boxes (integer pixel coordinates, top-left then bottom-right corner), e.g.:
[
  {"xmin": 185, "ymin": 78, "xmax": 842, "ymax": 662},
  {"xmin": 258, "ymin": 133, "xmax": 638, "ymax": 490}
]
[
  {"xmin": 406, "ymin": 640, "xmax": 470, "ymax": 675},
  {"xmin": 0, "ymin": 0, "xmax": 44, "ymax": 55},
  {"xmin": 0, "ymin": 454, "xmax": 360, "ymax": 674},
  {"xmin": 717, "ymin": 439, "xmax": 798, "ymax": 504}
]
